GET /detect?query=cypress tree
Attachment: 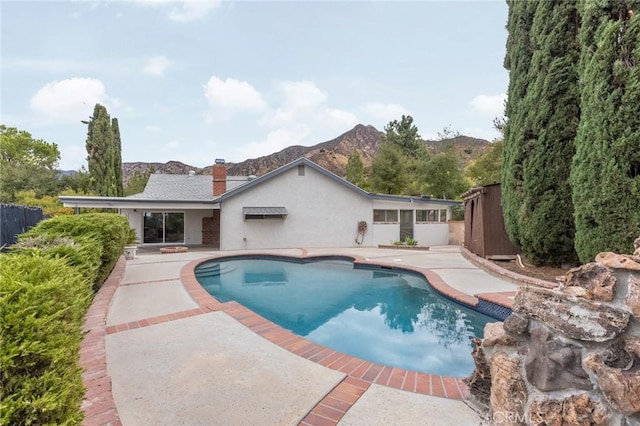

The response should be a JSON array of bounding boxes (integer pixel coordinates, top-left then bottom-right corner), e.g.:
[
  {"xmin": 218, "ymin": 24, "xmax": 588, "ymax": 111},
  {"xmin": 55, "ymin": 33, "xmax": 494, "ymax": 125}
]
[
  {"xmin": 86, "ymin": 104, "xmax": 114, "ymax": 196},
  {"xmin": 571, "ymin": 0, "xmax": 640, "ymax": 263},
  {"xmin": 112, "ymin": 118, "xmax": 124, "ymax": 197},
  {"xmin": 502, "ymin": 0, "xmax": 538, "ymax": 247},
  {"xmin": 516, "ymin": 0, "xmax": 581, "ymax": 266}
]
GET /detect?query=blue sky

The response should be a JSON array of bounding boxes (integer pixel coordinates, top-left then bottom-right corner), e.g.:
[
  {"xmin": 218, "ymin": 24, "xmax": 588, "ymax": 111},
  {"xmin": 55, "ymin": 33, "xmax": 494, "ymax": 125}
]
[{"xmin": 2, "ymin": 0, "xmax": 508, "ymax": 170}]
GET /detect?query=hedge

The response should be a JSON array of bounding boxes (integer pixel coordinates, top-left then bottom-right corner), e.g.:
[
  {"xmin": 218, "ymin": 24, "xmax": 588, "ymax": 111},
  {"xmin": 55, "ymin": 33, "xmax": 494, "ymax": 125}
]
[
  {"xmin": 0, "ymin": 254, "xmax": 92, "ymax": 425},
  {"xmin": 19, "ymin": 213, "xmax": 131, "ymax": 289},
  {"xmin": 10, "ymin": 234, "xmax": 102, "ymax": 284},
  {"xmin": 1, "ymin": 213, "xmax": 132, "ymax": 425}
]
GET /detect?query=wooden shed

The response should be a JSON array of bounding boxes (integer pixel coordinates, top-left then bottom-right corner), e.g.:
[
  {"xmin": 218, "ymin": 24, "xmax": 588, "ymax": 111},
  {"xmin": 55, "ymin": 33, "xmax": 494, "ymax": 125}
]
[{"xmin": 462, "ymin": 183, "xmax": 520, "ymax": 259}]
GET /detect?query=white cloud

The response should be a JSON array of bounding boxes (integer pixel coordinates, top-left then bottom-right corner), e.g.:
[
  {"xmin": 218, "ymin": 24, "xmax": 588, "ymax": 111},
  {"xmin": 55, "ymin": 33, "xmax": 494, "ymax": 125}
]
[
  {"xmin": 259, "ymin": 108, "xmax": 295, "ymax": 127},
  {"xmin": 255, "ymin": 80, "xmax": 359, "ymax": 154},
  {"xmin": 143, "ymin": 55, "xmax": 170, "ymax": 76},
  {"xmin": 362, "ymin": 102, "xmax": 409, "ymax": 121},
  {"xmin": 135, "ymin": 0, "xmax": 220, "ymax": 22},
  {"xmin": 235, "ymin": 125, "xmax": 312, "ymax": 160},
  {"xmin": 280, "ymin": 80, "xmax": 327, "ymax": 110},
  {"xmin": 30, "ymin": 78, "xmax": 118, "ymax": 123},
  {"xmin": 260, "ymin": 80, "xmax": 356, "ymax": 128},
  {"xmin": 168, "ymin": 0, "xmax": 220, "ymax": 22},
  {"xmin": 470, "ymin": 93, "xmax": 507, "ymax": 117},
  {"xmin": 316, "ymin": 108, "xmax": 358, "ymax": 129},
  {"xmin": 204, "ymin": 76, "xmax": 266, "ymax": 113}
]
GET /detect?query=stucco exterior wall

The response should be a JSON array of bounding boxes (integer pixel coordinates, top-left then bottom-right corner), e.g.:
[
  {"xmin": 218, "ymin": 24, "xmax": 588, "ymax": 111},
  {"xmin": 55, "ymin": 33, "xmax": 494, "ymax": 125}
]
[
  {"xmin": 120, "ymin": 209, "xmax": 142, "ymax": 243},
  {"xmin": 220, "ymin": 166, "xmax": 372, "ymax": 250},
  {"xmin": 185, "ymin": 210, "xmax": 215, "ymax": 245},
  {"xmin": 413, "ymin": 224, "xmax": 449, "ymax": 246},
  {"xmin": 370, "ymin": 199, "xmax": 451, "ymax": 246}
]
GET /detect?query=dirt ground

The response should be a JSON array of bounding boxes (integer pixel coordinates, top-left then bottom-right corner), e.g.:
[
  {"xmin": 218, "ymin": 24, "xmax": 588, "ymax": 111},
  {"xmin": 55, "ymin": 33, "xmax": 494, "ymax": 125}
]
[{"xmin": 489, "ymin": 257, "xmax": 572, "ymax": 284}]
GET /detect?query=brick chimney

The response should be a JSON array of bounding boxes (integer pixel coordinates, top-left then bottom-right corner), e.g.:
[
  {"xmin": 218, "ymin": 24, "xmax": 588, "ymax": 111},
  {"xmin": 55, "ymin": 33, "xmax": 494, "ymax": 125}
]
[{"xmin": 213, "ymin": 159, "xmax": 227, "ymax": 196}]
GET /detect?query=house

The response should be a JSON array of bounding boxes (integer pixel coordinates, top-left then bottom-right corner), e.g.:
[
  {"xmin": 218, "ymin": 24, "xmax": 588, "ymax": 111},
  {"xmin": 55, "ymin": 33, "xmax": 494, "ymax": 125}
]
[
  {"xmin": 59, "ymin": 157, "xmax": 461, "ymax": 250},
  {"xmin": 461, "ymin": 183, "xmax": 520, "ymax": 258}
]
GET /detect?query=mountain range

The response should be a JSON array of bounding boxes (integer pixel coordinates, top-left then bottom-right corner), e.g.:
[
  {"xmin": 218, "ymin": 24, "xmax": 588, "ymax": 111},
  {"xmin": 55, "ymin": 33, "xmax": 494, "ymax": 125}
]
[{"xmin": 121, "ymin": 124, "xmax": 492, "ymax": 185}]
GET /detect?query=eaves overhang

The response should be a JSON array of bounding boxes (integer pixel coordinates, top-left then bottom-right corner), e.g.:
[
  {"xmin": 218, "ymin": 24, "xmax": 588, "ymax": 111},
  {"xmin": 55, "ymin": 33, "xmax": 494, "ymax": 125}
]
[{"xmin": 58, "ymin": 196, "xmax": 220, "ymax": 209}]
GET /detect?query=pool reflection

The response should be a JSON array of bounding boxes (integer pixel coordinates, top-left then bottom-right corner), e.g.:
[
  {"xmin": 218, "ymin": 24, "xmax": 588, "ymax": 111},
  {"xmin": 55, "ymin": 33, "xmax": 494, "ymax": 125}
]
[{"xmin": 196, "ymin": 258, "xmax": 495, "ymax": 377}]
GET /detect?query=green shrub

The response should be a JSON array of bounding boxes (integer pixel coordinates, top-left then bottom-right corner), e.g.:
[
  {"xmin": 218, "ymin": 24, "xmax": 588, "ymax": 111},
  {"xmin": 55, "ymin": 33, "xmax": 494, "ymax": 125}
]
[
  {"xmin": 21, "ymin": 213, "xmax": 131, "ymax": 288},
  {"xmin": 403, "ymin": 237, "xmax": 418, "ymax": 246},
  {"xmin": 0, "ymin": 254, "xmax": 93, "ymax": 425},
  {"xmin": 11, "ymin": 234, "xmax": 102, "ymax": 283}
]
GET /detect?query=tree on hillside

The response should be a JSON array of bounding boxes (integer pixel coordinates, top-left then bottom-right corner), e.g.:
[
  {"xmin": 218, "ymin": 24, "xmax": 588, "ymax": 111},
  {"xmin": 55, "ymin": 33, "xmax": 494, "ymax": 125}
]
[
  {"xmin": 345, "ymin": 149, "xmax": 365, "ymax": 188},
  {"xmin": 124, "ymin": 168, "xmax": 154, "ymax": 196},
  {"xmin": 571, "ymin": 1, "xmax": 640, "ymax": 263},
  {"xmin": 112, "ymin": 118, "xmax": 124, "ymax": 197},
  {"xmin": 421, "ymin": 149, "xmax": 469, "ymax": 199},
  {"xmin": 502, "ymin": 0, "xmax": 538, "ymax": 249},
  {"xmin": 376, "ymin": 115, "xmax": 429, "ymax": 194},
  {"xmin": 58, "ymin": 166, "xmax": 93, "ymax": 194},
  {"xmin": 465, "ymin": 140, "xmax": 503, "ymax": 186},
  {"xmin": 383, "ymin": 115, "xmax": 427, "ymax": 160},
  {"xmin": 85, "ymin": 104, "xmax": 123, "ymax": 196},
  {"xmin": 0, "ymin": 125, "xmax": 60, "ymax": 202},
  {"xmin": 369, "ymin": 143, "xmax": 407, "ymax": 194},
  {"xmin": 513, "ymin": 0, "xmax": 581, "ymax": 266}
]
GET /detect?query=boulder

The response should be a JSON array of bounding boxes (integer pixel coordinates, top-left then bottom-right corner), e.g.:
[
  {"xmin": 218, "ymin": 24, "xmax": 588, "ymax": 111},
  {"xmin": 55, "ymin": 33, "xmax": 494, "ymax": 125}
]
[
  {"xmin": 525, "ymin": 326, "xmax": 592, "ymax": 392},
  {"xmin": 595, "ymin": 252, "xmax": 640, "ymax": 271},
  {"xmin": 565, "ymin": 262, "xmax": 617, "ymax": 302},
  {"xmin": 513, "ymin": 286, "xmax": 630, "ymax": 342},
  {"xmin": 626, "ymin": 275, "xmax": 640, "ymax": 320},
  {"xmin": 489, "ymin": 352, "xmax": 527, "ymax": 425},
  {"xmin": 483, "ymin": 322, "xmax": 517, "ymax": 348},
  {"xmin": 503, "ymin": 313, "xmax": 528, "ymax": 335},
  {"xmin": 465, "ymin": 337, "xmax": 491, "ymax": 406},
  {"xmin": 527, "ymin": 394, "xmax": 609, "ymax": 426},
  {"xmin": 584, "ymin": 349, "xmax": 640, "ymax": 416}
]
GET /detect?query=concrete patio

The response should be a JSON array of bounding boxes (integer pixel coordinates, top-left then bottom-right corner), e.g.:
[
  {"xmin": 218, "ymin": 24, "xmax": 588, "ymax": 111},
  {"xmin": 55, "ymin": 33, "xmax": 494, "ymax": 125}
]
[{"xmin": 81, "ymin": 246, "xmax": 522, "ymax": 425}]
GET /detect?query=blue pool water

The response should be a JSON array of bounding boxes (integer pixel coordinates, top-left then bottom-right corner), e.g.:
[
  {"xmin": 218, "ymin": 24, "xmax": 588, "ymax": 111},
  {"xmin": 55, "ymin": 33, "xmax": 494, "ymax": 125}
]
[{"xmin": 195, "ymin": 257, "xmax": 495, "ymax": 377}]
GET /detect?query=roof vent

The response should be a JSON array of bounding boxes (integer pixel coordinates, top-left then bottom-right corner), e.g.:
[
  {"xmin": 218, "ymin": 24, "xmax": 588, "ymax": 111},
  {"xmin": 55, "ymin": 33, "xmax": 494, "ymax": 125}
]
[
  {"xmin": 248, "ymin": 175, "xmax": 257, "ymax": 181},
  {"xmin": 188, "ymin": 170, "xmax": 195, "ymax": 177}
]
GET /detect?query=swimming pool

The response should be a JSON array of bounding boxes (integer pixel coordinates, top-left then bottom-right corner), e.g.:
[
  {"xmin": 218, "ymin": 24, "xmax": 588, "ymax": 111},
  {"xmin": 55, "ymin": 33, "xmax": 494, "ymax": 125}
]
[{"xmin": 195, "ymin": 256, "xmax": 495, "ymax": 377}]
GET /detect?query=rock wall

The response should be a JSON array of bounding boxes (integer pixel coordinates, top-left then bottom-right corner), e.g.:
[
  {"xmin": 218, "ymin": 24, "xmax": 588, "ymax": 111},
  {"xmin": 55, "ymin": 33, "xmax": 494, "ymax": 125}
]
[{"xmin": 468, "ymin": 237, "xmax": 640, "ymax": 425}]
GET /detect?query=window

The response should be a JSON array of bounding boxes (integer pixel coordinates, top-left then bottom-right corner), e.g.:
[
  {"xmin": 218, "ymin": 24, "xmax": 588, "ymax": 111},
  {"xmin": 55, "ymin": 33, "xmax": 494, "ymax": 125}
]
[
  {"xmin": 416, "ymin": 209, "xmax": 447, "ymax": 223},
  {"xmin": 143, "ymin": 212, "xmax": 184, "ymax": 243},
  {"xmin": 373, "ymin": 209, "xmax": 398, "ymax": 223},
  {"xmin": 298, "ymin": 164, "xmax": 305, "ymax": 176}
]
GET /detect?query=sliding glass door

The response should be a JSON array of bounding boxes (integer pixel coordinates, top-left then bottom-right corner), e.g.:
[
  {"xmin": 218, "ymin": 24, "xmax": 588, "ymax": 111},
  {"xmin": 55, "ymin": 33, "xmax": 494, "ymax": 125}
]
[{"xmin": 143, "ymin": 212, "xmax": 184, "ymax": 244}]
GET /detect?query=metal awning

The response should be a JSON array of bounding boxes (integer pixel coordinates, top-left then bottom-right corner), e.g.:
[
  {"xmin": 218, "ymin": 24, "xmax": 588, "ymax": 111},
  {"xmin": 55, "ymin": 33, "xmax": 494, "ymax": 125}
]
[{"xmin": 243, "ymin": 207, "xmax": 288, "ymax": 219}]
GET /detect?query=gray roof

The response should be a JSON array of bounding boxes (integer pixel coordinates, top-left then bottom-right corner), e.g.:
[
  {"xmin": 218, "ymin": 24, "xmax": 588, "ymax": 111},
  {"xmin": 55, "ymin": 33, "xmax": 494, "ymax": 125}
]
[
  {"xmin": 218, "ymin": 157, "xmax": 461, "ymax": 206},
  {"xmin": 101, "ymin": 157, "xmax": 459, "ymax": 206},
  {"xmin": 127, "ymin": 174, "xmax": 251, "ymax": 201}
]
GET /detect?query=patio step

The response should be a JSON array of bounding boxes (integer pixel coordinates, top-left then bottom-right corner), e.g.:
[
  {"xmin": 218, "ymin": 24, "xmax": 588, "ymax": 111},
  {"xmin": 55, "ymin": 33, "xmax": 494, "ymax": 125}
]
[{"xmin": 195, "ymin": 263, "xmax": 236, "ymax": 277}]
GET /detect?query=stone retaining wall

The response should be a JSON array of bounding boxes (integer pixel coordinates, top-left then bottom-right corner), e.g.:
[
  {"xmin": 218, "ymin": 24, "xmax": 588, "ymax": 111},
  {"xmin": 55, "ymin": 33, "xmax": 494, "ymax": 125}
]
[{"xmin": 468, "ymin": 237, "xmax": 640, "ymax": 425}]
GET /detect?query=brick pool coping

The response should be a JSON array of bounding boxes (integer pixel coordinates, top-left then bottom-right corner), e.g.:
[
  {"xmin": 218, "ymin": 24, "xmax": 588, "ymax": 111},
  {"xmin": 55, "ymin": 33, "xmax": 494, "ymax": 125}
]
[
  {"xmin": 82, "ymin": 250, "xmax": 516, "ymax": 425},
  {"xmin": 460, "ymin": 246, "xmax": 558, "ymax": 289},
  {"xmin": 80, "ymin": 256, "xmax": 125, "ymax": 426}
]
